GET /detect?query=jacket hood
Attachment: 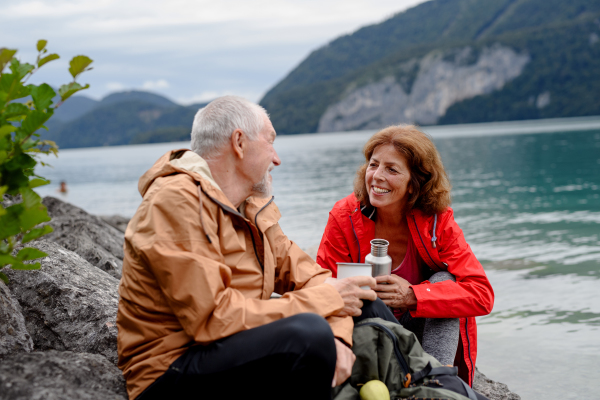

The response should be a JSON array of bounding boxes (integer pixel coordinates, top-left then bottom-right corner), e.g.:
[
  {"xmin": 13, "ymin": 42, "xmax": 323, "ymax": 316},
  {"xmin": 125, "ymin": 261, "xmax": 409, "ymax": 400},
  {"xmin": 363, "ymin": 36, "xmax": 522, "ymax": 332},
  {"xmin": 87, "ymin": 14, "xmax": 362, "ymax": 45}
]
[
  {"xmin": 138, "ymin": 149, "xmax": 279, "ymax": 228},
  {"xmin": 138, "ymin": 149, "xmax": 221, "ymax": 197}
]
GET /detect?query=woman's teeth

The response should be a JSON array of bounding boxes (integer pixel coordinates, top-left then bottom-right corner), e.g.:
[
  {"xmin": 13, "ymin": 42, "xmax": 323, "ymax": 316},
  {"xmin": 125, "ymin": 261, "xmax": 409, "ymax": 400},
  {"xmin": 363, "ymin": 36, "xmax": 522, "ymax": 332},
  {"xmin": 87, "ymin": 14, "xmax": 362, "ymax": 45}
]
[{"xmin": 373, "ymin": 187, "xmax": 390, "ymax": 194}]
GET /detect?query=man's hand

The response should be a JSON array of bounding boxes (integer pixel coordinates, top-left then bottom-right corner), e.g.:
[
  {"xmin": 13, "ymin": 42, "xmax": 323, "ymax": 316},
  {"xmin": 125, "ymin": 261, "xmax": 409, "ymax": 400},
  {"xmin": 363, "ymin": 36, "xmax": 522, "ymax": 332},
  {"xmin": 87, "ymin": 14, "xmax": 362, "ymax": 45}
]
[
  {"xmin": 374, "ymin": 274, "xmax": 417, "ymax": 310},
  {"xmin": 332, "ymin": 338, "xmax": 355, "ymax": 387},
  {"xmin": 325, "ymin": 276, "xmax": 377, "ymax": 317}
]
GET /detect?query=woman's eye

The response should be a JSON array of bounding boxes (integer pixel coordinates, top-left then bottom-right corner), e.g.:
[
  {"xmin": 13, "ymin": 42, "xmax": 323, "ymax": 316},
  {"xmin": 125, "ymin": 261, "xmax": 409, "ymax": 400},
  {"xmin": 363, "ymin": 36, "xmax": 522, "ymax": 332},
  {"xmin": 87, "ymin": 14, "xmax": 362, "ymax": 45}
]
[{"xmin": 388, "ymin": 168, "xmax": 397, "ymax": 173}]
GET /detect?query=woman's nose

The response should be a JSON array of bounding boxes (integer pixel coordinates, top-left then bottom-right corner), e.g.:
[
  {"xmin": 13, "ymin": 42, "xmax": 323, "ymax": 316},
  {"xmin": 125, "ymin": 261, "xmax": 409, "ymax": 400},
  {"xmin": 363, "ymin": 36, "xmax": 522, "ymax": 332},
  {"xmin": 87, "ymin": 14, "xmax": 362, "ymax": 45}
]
[{"xmin": 373, "ymin": 166, "xmax": 385, "ymax": 181}]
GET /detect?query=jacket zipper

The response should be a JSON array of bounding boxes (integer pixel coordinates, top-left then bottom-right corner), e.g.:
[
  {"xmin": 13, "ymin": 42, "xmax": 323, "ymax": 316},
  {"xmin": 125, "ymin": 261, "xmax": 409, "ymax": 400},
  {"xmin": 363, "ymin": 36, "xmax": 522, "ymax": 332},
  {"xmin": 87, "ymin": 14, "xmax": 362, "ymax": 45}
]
[
  {"xmin": 199, "ymin": 186, "xmax": 274, "ymax": 271},
  {"xmin": 410, "ymin": 214, "xmax": 442, "ymax": 271},
  {"xmin": 349, "ymin": 216, "xmax": 361, "ymax": 263},
  {"xmin": 248, "ymin": 196, "xmax": 275, "ymax": 271},
  {"xmin": 357, "ymin": 321, "xmax": 410, "ymax": 376},
  {"xmin": 465, "ymin": 317, "xmax": 474, "ymax": 385}
]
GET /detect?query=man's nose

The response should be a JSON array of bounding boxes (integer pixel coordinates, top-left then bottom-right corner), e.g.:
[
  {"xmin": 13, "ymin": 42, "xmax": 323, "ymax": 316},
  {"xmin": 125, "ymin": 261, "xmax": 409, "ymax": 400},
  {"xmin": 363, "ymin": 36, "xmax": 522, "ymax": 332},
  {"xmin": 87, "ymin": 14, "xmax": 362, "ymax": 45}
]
[{"xmin": 273, "ymin": 150, "xmax": 282, "ymax": 166}]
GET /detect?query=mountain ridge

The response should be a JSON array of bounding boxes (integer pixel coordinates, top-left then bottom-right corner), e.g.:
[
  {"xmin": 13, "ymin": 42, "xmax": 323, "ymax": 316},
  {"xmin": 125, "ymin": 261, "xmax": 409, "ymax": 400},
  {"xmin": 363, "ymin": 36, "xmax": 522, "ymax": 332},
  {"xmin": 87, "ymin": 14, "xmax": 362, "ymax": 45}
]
[{"xmin": 260, "ymin": 0, "xmax": 600, "ymax": 134}]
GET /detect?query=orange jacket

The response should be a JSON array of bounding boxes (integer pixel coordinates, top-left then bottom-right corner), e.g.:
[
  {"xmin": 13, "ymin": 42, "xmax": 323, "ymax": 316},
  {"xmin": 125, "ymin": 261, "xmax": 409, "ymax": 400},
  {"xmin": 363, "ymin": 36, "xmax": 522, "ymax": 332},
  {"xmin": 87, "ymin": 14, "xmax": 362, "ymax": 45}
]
[{"xmin": 117, "ymin": 150, "xmax": 352, "ymax": 399}]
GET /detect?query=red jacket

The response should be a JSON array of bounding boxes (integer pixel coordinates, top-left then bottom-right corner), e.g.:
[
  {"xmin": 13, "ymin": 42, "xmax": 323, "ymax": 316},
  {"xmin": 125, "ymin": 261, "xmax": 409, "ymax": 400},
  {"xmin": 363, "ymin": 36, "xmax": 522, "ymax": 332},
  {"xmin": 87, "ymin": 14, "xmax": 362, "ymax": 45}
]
[{"xmin": 317, "ymin": 193, "xmax": 494, "ymax": 386}]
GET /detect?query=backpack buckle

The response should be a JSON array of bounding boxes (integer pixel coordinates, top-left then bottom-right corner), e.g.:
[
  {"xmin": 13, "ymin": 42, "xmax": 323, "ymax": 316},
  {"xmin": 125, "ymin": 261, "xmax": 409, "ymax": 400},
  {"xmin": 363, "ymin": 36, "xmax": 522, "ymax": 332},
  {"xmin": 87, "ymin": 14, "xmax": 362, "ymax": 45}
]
[{"xmin": 403, "ymin": 373, "xmax": 411, "ymax": 388}]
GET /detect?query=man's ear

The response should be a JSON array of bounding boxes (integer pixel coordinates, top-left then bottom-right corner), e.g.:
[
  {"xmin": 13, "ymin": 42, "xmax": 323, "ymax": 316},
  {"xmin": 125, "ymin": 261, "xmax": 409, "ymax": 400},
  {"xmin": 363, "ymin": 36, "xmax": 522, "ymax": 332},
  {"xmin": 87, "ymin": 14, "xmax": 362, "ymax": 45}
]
[{"xmin": 231, "ymin": 129, "xmax": 245, "ymax": 159}]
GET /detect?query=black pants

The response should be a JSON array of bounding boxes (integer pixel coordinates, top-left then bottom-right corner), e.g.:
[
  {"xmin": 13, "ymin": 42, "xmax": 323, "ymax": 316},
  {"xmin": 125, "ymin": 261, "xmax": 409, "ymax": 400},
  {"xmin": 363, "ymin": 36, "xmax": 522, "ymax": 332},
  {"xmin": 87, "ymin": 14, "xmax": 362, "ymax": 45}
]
[
  {"xmin": 137, "ymin": 313, "xmax": 337, "ymax": 400},
  {"xmin": 353, "ymin": 298, "xmax": 398, "ymax": 324}
]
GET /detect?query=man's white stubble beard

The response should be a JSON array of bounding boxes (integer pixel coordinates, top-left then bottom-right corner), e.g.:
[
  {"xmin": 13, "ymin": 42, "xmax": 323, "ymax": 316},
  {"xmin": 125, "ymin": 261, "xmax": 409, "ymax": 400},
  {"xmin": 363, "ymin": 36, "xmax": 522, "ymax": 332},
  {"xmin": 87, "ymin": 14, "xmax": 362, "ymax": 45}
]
[{"xmin": 251, "ymin": 163, "xmax": 275, "ymax": 198}]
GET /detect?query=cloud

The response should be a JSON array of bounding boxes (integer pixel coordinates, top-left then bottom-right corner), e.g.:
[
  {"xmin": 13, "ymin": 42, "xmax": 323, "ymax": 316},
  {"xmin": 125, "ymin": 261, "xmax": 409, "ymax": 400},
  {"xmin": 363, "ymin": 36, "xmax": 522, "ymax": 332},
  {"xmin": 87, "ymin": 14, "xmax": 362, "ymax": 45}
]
[
  {"xmin": 177, "ymin": 89, "xmax": 265, "ymax": 105},
  {"xmin": 141, "ymin": 79, "xmax": 170, "ymax": 90},
  {"xmin": 2, "ymin": 0, "xmax": 427, "ymax": 103},
  {"xmin": 106, "ymin": 82, "xmax": 125, "ymax": 91}
]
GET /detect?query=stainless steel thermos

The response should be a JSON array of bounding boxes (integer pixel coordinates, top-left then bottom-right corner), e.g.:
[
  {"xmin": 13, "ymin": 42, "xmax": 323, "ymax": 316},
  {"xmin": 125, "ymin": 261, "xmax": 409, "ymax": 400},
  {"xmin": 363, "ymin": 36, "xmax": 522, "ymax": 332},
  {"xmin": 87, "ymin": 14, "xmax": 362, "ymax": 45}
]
[{"xmin": 365, "ymin": 239, "xmax": 392, "ymax": 277}]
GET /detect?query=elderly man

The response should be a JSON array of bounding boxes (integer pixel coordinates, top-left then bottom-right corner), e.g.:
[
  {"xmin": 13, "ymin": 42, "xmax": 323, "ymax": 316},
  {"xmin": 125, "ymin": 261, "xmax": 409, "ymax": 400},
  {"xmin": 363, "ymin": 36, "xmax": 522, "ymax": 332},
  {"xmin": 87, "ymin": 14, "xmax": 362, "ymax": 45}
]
[{"xmin": 117, "ymin": 96, "xmax": 377, "ymax": 400}]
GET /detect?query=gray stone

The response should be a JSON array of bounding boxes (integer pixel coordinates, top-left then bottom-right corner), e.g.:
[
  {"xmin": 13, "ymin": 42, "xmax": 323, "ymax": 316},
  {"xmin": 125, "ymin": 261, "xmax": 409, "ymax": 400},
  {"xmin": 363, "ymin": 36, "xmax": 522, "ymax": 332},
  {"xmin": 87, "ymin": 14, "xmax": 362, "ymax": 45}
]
[
  {"xmin": 474, "ymin": 367, "xmax": 521, "ymax": 400},
  {"xmin": 0, "ymin": 281, "xmax": 33, "ymax": 355},
  {"xmin": 100, "ymin": 215, "xmax": 131, "ymax": 234},
  {"xmin": 0, "ymin": 350, "xmax": 127, "ymax": 400},
  {"xmin": 5, "ymin": 240, "xmax": 119, "ymax": 365},
  {"xmin": 43, "ymin": 196, "xmax": 125, "ymax": 278}
]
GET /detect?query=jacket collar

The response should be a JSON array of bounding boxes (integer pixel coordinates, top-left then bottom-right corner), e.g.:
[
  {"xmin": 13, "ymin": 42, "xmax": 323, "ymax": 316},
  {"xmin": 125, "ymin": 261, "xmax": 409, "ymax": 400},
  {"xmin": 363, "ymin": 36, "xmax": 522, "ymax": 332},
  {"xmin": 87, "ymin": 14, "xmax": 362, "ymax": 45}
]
[{"xmin": 140, "ymin": 149, "xmax": 280, "ymax": 232}]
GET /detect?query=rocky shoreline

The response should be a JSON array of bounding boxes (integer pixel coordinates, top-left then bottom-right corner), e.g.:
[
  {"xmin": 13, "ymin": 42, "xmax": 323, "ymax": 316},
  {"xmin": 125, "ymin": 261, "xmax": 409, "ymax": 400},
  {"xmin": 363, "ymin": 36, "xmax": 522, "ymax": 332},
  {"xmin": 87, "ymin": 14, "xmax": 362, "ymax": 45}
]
[{"xmin": 0, "ymin": 196, "xmax": 520, "ymax": 399}]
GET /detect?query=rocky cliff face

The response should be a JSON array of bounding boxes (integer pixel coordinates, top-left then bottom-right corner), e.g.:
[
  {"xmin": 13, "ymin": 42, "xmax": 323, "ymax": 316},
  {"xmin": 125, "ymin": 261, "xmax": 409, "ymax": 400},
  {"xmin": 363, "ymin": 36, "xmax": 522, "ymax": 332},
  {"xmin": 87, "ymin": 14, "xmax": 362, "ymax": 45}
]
[{"xmin": 318, "ymin": 45, "xmax": 530, "ymax": 132}]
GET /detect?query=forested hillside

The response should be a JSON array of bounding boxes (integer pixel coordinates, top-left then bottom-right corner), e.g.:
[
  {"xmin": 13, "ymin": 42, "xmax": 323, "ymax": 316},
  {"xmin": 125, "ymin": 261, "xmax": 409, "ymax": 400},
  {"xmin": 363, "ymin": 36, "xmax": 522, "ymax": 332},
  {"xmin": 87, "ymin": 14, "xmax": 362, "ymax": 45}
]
[
  {"xmin": 45, "ymin": 91, "xmax": 206, "ymax": 148},
  {"xmin": 260, "ymin": 0, "xmax": 600, "ymax": 134}
]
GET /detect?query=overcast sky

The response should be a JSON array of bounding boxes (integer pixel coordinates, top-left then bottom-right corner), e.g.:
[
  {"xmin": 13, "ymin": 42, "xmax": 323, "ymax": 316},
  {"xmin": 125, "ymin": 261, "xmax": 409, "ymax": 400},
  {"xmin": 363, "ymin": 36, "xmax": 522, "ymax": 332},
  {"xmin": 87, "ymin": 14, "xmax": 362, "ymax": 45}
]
[{"xmin": 2, "ymin": 0, "xmax": 426, "ymax": 104}]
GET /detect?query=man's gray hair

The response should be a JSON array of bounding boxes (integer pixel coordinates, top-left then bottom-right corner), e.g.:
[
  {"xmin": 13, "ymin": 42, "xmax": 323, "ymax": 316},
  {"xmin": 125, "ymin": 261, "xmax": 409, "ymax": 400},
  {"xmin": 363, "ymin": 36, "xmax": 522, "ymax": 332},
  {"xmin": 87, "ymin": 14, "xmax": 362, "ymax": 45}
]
[{"xmin": 191, "ymin": 96, "xmax": 267, "ymax": 159}]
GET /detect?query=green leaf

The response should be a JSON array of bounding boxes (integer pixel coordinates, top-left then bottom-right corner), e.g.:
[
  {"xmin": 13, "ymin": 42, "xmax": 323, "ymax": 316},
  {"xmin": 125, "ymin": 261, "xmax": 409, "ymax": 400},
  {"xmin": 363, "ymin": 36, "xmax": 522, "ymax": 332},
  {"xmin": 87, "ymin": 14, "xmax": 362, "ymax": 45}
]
[
  {"xmin": 68, "ymin": 55, "xmax": 93, "ymax": 79},
  {"xmin": 3, "ymin": 169, "xmax": 29, "ymax": 193},
  {"xmin": 29, "ymin": 177, "xmax": 50, "ymax": 188},
  {"xmin": 20, "ymin": 186, "xmax": 41, "ymax": 208},
  {"xmin": 4, "ymin": 103, "xmax": 30, "ymax": 120},
  {"xmin": 10, "ymin": 261, "xmax": 41, "ymax": 271},
  {"xmin": 10, "ymin": 59, "xmax": 35, "ymax": 80},
  {"xmin": 0, "ymin": 204, "xmax": 22, "ymax": 240},
  {"xmin": 0, "ymin": 253, "xmax": 16, "ymax": 266},
  {"xmin": 29, "ymin": 83, "xmax": 56, "ymax": 110},
  {"xmin": 0, "ymin": 48, "xmax": 17, "ymax": 72},
  {"xmin": 38, "ymin": 53, "xmax": 59, "ymax": 68},
  {"xmin": 36, "ymin": 40, "xmax": 47, "ymax": 52},
  {"xmin": 58, "ymin": 82, "xmax": 90, "ymax": 102},
  {"xmin": 20, "ymin": 110, "xmax": 51, "ymax": 134},
  {"xmin": 16, "ymin": 247, "xmax": 47, "ymax": 261},
  {"xmin": 22, "ymin": 224, "xmax": 53, "ymax": 243},
  {"xmin": 19, "ymin": 204, "xmax": 50, "ymax": 231},
  {"xmin": 0, "ymin": 271, "xmax": 8, "ymax": 284},
  {"xmin": 0, "ymin": 124, "xmax": 16, "ymax": 138},
  {"xmin": 0, "ymin": 72, "xmax": 30, "ymax": 102},
  {"xmin": 37, "ymin": 140, "xmax": 58, "ymax": 156},
  {"xmin": 5, "ymin": 153, "xmax": 36, "ymax": 172}
]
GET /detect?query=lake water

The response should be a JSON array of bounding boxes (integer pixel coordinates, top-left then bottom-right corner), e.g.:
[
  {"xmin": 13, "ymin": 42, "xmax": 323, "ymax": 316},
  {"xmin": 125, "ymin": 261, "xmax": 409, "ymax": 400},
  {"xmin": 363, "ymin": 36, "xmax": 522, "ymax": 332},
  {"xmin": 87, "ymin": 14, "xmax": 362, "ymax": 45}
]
[{"xmin": 36, "ymin": 116, "xmax": 600, "ymax": 399}]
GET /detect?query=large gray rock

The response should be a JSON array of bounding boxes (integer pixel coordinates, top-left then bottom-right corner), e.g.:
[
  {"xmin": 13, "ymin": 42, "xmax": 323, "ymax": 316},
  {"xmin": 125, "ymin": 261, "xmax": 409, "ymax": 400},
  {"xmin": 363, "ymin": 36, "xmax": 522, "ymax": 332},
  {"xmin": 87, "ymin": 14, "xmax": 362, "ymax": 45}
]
[
  {"xmin": 0, "ymin": 350, "xmax": 127, "ymax": 400},
  {"xmin": 43, "ymin": 196, "xmax": 125, "ymax": 278},
  {"xmin": 0, "ymin": 281, "xmax": 33, "ymax": 355},
  {"xmin": 4, "ymin": 240, "xmax": 119, "ymax": 365},
  {"xmin": 474, "ymin": 368, "xmax": 520, "ymax": 400},
  {"xmin": 100, "ymin": 215, "xmax": 131, "ymax": 234}
]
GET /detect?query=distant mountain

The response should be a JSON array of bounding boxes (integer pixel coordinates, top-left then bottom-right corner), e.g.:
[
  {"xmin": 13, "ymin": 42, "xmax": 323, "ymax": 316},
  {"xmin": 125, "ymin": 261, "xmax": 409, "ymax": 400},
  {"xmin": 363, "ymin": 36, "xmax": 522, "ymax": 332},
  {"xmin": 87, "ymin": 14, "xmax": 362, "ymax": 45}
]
[
  {"xmin": 52, "ymin": 95, "xmax": 98, "ymax": 122},
  {"xmin": 45, "ymin": 91, "xmax": 208, "ymax": 148},
  {"xmin": 260, "ymin": 0, "xmax": 600, "ymax": 134},
  {"xmin": 98, "ymin": 90, "xmax": 178, "ymax": 108}
]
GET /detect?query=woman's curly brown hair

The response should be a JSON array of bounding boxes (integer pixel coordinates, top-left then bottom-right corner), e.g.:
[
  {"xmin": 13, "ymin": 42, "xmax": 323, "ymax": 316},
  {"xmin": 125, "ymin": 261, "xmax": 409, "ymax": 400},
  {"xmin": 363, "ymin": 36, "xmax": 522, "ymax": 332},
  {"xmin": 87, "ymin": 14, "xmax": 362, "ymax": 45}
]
[{"xmin": 354, "ymin": 125, "xmax": 452, "ymax": 215}]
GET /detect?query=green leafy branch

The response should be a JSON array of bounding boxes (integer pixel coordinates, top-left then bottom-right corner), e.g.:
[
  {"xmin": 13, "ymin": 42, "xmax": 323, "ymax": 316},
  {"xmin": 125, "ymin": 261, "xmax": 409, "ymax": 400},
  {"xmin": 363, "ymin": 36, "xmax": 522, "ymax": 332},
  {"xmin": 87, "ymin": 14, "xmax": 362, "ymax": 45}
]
[{"xmin": 0, "ymin": 40, "xmax": 93, "ymax": 283}]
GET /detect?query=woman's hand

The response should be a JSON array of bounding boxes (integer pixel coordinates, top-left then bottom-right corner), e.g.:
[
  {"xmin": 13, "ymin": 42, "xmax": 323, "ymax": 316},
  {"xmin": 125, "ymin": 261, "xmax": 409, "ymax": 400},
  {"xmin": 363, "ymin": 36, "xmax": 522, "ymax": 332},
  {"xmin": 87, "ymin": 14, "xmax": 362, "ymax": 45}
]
[{"xmin": 374, "ymin": 274, "xmax": 417, "ymax": 310}]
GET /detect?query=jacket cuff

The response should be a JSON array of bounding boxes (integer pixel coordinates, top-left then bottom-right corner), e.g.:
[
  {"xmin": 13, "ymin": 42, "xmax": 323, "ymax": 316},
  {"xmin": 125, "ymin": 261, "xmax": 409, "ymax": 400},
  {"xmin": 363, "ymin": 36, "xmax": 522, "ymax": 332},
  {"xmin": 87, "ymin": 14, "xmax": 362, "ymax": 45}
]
[
  {"xmin": 409, "ymin": 280, "xmax": 431, "ymax": 318},
  {"xmin": 327, "ymin": 315, "xmax": 354, "ymax": 347}
]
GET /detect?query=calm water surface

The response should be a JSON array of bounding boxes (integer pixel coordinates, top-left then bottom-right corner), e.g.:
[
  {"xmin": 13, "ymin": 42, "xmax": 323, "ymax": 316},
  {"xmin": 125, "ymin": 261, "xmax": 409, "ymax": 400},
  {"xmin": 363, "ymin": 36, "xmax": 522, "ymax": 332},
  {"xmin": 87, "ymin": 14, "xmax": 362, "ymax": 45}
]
[{"xmin": 36, "ymin": 117, "xmax": 600, "ymax": 399}]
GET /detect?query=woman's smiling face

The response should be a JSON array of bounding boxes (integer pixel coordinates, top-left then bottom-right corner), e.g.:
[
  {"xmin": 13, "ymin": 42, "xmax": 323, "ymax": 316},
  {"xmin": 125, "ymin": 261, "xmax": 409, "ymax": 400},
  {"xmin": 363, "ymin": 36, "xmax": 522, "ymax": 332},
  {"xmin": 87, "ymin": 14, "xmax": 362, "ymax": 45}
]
[{"xmin": 365, "ymin": 144, "xmax": 412, "ymax": 212}]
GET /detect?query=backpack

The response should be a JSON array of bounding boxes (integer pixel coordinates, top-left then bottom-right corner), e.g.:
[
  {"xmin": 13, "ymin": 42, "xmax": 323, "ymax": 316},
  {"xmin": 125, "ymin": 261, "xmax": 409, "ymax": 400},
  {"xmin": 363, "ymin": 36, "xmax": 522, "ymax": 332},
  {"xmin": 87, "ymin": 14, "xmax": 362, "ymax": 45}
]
[{"xmin": 332, "ymin": 318, "xmax": 488, "ymax": 400}]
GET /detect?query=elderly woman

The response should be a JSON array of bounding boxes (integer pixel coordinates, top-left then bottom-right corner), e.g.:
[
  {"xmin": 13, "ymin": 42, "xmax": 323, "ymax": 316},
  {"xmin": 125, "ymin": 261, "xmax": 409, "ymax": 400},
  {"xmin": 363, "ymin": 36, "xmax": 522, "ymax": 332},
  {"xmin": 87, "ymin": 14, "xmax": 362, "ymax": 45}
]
[{"xmin": 317, "ymin": 125, "xmax": 494, "ymax": 386}]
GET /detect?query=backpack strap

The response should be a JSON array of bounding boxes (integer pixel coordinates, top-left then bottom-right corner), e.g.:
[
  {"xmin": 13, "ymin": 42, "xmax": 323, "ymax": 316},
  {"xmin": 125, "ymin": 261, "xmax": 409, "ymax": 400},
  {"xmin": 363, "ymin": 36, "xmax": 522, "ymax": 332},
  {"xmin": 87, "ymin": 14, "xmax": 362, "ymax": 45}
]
[
  {"xmin": 412, "ymin": 362, "xmax": 479, "ymax": 400},
  {"xmin": 411, "ymin": 362, "xmax": 458, "ymax": 382}
]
